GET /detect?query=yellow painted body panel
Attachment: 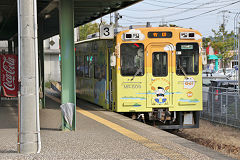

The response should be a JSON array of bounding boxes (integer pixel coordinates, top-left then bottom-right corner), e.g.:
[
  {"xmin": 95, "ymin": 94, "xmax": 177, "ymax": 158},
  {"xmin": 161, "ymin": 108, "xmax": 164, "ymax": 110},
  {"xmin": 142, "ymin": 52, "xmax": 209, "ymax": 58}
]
[
  {"xmin": 75, "ymin": 27, "xmax": 202, "ymax": 114},
  {"xmin": 114, "ymin": 27, "xmax": 202, "ymax": 112}
]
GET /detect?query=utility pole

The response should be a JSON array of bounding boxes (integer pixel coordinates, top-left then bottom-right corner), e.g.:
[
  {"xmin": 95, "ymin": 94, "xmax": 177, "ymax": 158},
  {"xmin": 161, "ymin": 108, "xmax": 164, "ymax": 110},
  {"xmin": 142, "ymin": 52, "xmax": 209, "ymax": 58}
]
[
  {"xmin": 114, "ymin": 12, "xmax": 122, "ymax": 29},
  {"xmin": 160, "ymin": 18, "xmax": 167, "ymax": 27},
  {"xmin": 220, "ymin": 10, "xmax": 230, "ymax": 42},
  {"xmin": 218, "ymin": 10, "xmax": 230, "ymax": 70},
  {"xmin": 114, "ymin": 12, "xmax": 119, "ymax": 28},
  {"xmin": 238, "ymin": 28, "xmax": 240, "ymax": 95},
  {"xmin": 110, "ymin": 13, "xmax": 113, "ymax": 25},
  {"xmin": 222, "ymin": 11, "xmax": 226, "ymax": 41}
]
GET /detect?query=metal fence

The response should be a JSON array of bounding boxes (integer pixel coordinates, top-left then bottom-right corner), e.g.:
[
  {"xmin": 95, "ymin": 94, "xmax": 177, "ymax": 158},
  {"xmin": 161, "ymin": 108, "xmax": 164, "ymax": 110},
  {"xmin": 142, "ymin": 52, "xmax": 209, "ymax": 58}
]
[{"xmin": 201, "ymin": 86, "xmax": 240, "ymax": 128}]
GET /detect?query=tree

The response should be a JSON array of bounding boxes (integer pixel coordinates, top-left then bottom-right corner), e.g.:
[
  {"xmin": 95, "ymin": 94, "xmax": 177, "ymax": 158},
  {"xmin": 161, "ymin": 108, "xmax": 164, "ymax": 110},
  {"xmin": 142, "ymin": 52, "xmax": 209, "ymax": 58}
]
[
  {"xmin": 211, "ymin": 24, "xmax": 234, "ymax": 70},
  {"xmin": 202, "ymin": 37, "xmax": 211, "ymax": 48},
  {"xmin": 78, "ymin": 22, "xmax": 99, "ymax": 41}
]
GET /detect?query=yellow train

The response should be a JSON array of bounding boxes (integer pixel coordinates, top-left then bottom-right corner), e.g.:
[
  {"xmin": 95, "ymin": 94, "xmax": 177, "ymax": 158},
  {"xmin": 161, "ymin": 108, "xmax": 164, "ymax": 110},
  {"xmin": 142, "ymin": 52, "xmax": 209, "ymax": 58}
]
[{"xmin": 76, "ymin": 27, "xmax": 202, "ymax": 129}]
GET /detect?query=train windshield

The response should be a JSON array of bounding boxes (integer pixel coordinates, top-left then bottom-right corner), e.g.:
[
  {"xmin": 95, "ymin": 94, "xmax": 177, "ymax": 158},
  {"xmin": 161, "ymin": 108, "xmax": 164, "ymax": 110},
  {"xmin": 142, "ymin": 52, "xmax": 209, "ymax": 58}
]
[
  {"xmin": 153, "ymin": 52, "xmax": 168, "ymax": 77},
  {"xmin": 176, "ymin": 43, "xmax": 199, "ymax": 75},
  {"xmin": 120, "ymin": 43, "xmax": 144, "ymax": 76}
]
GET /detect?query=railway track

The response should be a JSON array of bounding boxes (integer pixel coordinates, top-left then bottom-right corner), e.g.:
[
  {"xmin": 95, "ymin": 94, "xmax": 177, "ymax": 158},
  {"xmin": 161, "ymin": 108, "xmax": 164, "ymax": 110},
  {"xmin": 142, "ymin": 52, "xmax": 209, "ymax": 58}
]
[{"xmin": 123, "ymin": 112, "xmax": 240, "ymax": 160}]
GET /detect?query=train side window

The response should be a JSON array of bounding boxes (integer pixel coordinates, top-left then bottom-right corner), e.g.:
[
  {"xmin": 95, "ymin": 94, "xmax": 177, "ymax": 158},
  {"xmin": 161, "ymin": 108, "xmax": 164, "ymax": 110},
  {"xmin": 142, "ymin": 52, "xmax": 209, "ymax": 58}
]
[
  {"xmin": 152, "ymin": 52, "xmax": 168, "ymax": 77},
  {"xmin": 120, "ymin": 43, "xmax": 144, "ymax": 76},
  {"xmin": 76, "ymin": 55, "xmax": 79, "ymax": 76},
  {"xmin": 76, "ymin": 56, "xmax": 84, "ymax": 77},
  {"xmin": 176, "ymin": 43, "xmax": 199, "ymax": 76},
  {"xmin": 89, "ymin": 56, "xmax": 94, "ymax": 78},
  {"xmin": 94, "ymin": 56, "xmax": 100, "ymax": 79},
  {"xmin": 79, "ymin": 56, "xmax": 84, "ymax": 77},
  {"xmin": 84, "ymin": 56, "xmax": 89, "ymax": 77},
  {"xmin": 76, "ymin": 56, "xmax": 79, "ymax": 76},
  {"xmin": 94, "ymin": 56, "xmax": 106, "ymax": 80}
]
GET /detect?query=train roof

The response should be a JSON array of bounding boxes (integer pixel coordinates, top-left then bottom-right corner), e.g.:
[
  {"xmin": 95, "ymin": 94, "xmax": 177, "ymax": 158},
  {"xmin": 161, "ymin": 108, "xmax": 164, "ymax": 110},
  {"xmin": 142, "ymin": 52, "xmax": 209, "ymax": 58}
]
[
  {"xmin": 75, "ymin": 37, "xmax": 100, "ymax": 44},
  {"xmin": 117, "ymin": 26, "xmax": 202, "ymax": 36},
  {"xmin": 75, "ymin": 26, "xmax": 202, "ymax": 44}
]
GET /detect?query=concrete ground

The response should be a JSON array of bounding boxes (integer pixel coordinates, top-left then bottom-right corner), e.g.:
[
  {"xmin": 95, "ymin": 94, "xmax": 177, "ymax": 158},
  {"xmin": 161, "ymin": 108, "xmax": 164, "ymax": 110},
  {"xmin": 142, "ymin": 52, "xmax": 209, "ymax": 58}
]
[{"xmin": 0, "ymin": 90, "xmax": 236, "ymax": 160}]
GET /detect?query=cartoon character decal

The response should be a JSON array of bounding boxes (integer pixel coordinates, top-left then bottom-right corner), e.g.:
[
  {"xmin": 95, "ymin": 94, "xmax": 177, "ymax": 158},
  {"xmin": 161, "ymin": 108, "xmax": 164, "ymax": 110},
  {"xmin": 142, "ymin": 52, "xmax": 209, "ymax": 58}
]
[{"xmin": 154, "ymin": 87, "xmax": 167, "ymax": 104}]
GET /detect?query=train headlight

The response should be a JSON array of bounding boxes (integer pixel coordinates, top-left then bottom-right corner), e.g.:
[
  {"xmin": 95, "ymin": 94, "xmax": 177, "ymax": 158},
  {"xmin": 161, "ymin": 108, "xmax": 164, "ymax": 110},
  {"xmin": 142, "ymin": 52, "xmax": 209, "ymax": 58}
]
[
  {"xmin": 180, "ymin": 32, "xmax": 195, "ymax": 39},
  {"xmin": 124, "ymin": 33, "xmax": 140, "ymax": 40},
  {"xmin": 122, "ymin": 29, "xmax": 145, "ymax": 41}
]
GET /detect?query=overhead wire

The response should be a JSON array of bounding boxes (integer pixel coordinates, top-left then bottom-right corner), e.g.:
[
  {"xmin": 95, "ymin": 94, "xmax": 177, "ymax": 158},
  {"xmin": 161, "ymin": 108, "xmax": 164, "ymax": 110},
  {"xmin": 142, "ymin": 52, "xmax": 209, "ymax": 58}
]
[
  {"xmin": 124, "ymin": 3, "xmax": 230, "ymax": 12},
  {"xmin": 124, "ymin": 0, "xmax": 200, "ymax": 12},
  {"xmin": 167, "ymin": 0, "xmax": 240, "ymax": 23},
  {"xmin": 142, "ymin": 0, "xmax": 198, "ymax": 9},
  {"xmin": 147, "ymin": 0, "xmax": 203, "ymax": 5},
  {"xmin": 118, "ymin": 0, "xmax": 240, "ymax": 31},
  {"xmin": 122, "ymin": 0, "xmax": 223, "ymax": 19},
  {"xmin": 119, "ymin": 0, "xmax": 239, "ymax": 24},
  {"xmin": 121, "ymin": 12, "xmax": 219, "ymax": 24},
  {"xmin": 148, "ymin": 0, "xmax": 234, "ymax": 5}
]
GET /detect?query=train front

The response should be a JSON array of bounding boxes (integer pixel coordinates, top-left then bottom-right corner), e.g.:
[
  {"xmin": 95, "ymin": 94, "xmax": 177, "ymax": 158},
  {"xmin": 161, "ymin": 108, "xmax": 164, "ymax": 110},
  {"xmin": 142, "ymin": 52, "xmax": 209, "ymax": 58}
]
[{"xmin": 112, "ymin": 27, "xmax": 202, "ymax": 129}]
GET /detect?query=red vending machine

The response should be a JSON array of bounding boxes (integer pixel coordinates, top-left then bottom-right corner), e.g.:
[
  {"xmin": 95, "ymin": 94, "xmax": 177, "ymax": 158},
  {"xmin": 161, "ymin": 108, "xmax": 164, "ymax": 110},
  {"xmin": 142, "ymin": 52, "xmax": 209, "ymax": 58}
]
[{"xmin": 0, "ymin": 55, "xmax": 18, "ymax": 97}]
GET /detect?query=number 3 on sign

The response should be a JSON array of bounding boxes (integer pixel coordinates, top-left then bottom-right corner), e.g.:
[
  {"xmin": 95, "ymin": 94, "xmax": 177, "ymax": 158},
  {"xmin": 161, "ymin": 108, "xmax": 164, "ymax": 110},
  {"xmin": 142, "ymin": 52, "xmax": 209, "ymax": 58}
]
[
  {"xmin": 104, "ymin": 27, "xmax": 110, "ymax": 36},
  {"xmin": 100, "ymin": 25, "xmax": 114, "ymax": 39}
]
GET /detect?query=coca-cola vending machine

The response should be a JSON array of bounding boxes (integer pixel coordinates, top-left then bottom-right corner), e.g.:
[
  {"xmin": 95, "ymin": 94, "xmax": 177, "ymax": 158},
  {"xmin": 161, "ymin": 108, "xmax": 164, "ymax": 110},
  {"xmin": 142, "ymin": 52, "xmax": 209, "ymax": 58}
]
[{"xmin": 0, "ymin": 55, "xmax": 18, "ymax": 97}]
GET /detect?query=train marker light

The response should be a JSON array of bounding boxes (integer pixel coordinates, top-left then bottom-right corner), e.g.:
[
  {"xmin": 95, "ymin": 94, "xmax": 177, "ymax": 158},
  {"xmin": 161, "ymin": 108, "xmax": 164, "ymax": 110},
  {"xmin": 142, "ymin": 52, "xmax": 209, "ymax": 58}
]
[
  {"xmin": 124, "ymin": 33, "xmax": 140, "ymax": 40},
  {"xmin": 180, "ymin": 32, "xmax": 195, "ymax": 39},
  {"xmin": 176, "ymin": 51, "xmax": 182, "ymax": 55},
  {"xmin": 122, "ymin": 29, "xmax": 145, "ymax": 41}
]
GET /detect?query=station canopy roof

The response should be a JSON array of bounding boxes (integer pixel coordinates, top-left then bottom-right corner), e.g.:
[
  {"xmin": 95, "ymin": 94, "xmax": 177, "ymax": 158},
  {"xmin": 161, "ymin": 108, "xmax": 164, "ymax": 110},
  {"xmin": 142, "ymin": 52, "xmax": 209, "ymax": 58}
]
[{"xmin": 0, "ymin": 0, "xmax": 141, "ymax": 40}]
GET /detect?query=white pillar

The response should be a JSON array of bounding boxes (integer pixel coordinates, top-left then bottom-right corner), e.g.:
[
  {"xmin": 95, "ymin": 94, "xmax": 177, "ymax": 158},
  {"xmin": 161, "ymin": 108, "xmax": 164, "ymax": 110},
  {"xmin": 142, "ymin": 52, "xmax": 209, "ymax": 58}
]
[{"xmin": 18, "ymin": 0, "xmax": 39, "ymax": 153}]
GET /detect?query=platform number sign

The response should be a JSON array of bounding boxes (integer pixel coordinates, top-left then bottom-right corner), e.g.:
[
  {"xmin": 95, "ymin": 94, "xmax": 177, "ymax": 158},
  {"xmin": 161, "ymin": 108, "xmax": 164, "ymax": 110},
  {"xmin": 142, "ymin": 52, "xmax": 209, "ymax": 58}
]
[{"xmin": 100, "ymin": 25, "xmax": 114, "ymax": 39}]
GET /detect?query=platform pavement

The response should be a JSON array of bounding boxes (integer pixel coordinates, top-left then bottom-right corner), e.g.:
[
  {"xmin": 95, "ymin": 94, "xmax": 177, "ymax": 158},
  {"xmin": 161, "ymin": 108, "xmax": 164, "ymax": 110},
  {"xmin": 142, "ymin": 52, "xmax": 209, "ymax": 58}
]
[{"xmin": 0, "ymin": 90, "xmax": 236, "ymax": 160}]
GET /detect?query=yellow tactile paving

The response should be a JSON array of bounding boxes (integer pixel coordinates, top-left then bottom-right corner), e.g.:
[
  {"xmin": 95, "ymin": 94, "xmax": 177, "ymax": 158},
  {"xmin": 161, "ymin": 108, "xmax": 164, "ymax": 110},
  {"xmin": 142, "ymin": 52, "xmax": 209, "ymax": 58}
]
[{"xmin": 46, "ymin": 94, "xmax": 188, "ymax": 160}]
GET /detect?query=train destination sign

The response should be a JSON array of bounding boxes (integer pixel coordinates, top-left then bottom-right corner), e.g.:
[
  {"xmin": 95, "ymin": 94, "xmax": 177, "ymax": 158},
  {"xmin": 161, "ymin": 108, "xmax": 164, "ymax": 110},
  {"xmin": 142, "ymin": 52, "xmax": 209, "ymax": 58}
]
[
  {"xmin": 181, "ymin": 44, "xmax": 193, "ymax": 50},
  {"xmin": 148, "ymin": 32, "xmax": 172, "ymax": 38}
]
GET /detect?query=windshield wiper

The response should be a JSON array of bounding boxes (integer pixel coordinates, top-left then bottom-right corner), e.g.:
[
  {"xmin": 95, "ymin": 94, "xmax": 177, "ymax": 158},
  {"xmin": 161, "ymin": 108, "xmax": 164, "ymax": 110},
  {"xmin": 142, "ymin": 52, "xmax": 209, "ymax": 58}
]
[
  {"xmin": 179, "ymin": 64, "xmax": 188, "ymax": 78},
  {"xmin": 131, "ymin": 67, "xmax": 142, "ymax": 81}
]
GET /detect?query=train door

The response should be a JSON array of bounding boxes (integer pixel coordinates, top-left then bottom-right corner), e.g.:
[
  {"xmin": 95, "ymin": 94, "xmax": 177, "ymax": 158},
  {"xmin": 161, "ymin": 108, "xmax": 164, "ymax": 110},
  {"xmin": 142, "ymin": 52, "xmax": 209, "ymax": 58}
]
[
  {"xmin": 146, "ymin": 43, "xmax": 173, "ymax": 108},
  {"xmin": 108, "ymin": 47, "xmax": 113, "ymax": 110}
]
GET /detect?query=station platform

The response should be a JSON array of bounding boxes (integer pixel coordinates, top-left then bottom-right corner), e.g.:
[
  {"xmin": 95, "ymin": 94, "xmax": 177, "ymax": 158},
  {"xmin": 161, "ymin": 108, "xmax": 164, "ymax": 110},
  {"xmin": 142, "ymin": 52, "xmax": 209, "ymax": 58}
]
[{"xmin": 0, "ymin": 89, "xmax": 235, "ymax": 160}]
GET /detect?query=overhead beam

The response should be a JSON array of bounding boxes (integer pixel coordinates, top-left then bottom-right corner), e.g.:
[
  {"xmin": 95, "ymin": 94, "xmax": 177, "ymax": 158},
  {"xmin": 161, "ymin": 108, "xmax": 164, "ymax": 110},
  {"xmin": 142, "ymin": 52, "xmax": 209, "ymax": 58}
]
[{"xmin": 39, "ymin": 0, "xmax": 58, "ymax": 18}]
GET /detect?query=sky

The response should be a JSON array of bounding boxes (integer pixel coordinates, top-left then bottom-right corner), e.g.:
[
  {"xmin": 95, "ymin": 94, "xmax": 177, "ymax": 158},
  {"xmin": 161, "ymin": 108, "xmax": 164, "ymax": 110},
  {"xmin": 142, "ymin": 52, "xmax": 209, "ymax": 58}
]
[{"xmin": 99, "ymin": 0, "xmax": 240, "ymax": 37}]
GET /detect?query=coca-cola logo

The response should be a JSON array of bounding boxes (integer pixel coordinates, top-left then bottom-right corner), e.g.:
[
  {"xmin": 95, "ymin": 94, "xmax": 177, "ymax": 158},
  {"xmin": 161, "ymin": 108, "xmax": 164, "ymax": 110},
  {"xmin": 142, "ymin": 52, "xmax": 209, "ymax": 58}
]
[{"xmin": 2, "ymin": 56, "xmax": 16, "ymax": 91}]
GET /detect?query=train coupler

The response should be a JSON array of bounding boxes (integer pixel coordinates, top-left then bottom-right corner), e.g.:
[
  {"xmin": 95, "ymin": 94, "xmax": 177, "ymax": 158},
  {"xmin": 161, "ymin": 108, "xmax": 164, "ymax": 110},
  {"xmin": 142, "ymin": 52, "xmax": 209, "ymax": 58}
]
[{"xmin": 149, "ymin": 109, "xmax": 176, "ymax": 124}]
